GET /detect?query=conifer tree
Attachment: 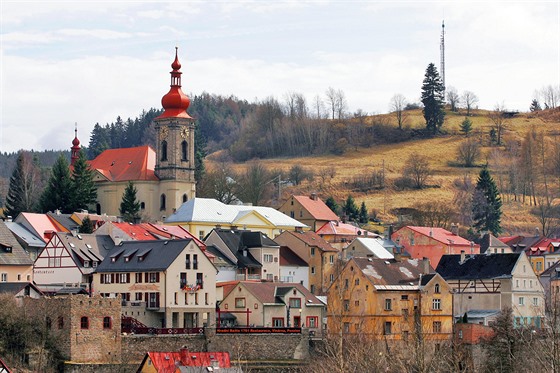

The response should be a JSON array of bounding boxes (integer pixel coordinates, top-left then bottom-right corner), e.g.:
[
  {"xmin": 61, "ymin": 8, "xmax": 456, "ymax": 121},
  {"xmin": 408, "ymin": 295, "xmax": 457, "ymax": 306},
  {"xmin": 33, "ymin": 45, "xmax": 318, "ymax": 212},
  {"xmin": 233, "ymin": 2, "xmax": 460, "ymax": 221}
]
[
  {"xmin": 120, "ymin": 181, "xmax": 141, "ymax": 223},
  {"xmin": 70, "ymin": 151, "xmax": 97, "ymax": 212},
  {"xmin": 460, "ymin": 117, "xmax": 473, "ymax": 137},
  {"xmin": 5, "ymin": 152, "xmax": 42, "ymax": 218},
  {"xmin": 325, "ymin": 196, "xmax": 339, "ymax": 215},
  {"xmin": 79, "ymin": 216, "xmax": 94, "ymax": 233},
  {"xmin": 344, "ymin": 196, "xmax": 359, "ymax": 222},
  {"xmin": 472, "ymin": 167, "xmax": 502, "ymax": 235},
  {"xmin": 421, "ymin": 63, "xmax": 445, "ymax": 135},
  {"xmin": 39, "ymin": 155, "xmax": 73, "ymax": 213},
  {"xmin": 359, "ymin": 202, "xmax": 369, "ymax": 224}
]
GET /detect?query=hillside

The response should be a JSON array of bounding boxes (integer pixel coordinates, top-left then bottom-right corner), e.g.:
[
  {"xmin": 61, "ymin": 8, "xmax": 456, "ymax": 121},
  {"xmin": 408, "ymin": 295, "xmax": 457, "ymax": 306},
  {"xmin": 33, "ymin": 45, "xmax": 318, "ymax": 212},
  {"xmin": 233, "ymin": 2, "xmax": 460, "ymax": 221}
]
[{"xmin": 207, "ymin": 107, "xmax": 560, "ymax": 235}]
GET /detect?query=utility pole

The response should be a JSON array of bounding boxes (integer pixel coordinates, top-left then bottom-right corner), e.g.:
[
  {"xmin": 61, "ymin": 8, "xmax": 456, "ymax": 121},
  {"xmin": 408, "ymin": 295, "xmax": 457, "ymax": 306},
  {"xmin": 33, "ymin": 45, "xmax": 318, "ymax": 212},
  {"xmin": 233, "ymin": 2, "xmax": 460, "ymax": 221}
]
[{"xmin": 440, "ymin": 20, "xmax": 446, "ymax": 94}]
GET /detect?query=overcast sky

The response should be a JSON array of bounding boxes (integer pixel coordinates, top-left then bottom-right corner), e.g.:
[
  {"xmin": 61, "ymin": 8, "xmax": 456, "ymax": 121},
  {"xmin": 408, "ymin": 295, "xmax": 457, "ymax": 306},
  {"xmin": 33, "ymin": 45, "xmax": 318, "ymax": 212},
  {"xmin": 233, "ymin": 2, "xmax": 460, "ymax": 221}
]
[{"xmin": 1, "ymin": 1, "xmax": 559, "ymax": 153}]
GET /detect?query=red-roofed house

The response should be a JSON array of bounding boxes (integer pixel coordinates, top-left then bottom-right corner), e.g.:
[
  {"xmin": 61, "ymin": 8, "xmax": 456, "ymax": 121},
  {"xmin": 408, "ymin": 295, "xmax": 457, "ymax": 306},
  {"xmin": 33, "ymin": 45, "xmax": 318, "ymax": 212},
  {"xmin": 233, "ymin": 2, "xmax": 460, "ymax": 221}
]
[
  {"xmin": 15, "ymin": 212, "xmax": 68, "ymax": 242},
  {"xmin": 316, "ymin": 220, "xmax": 378, "ymax": 250},
  {"xmin": 137, "ymin": 349, "xmax": 235, "ymax": 373},
  {"xmin": 278, "ymin": 194, "xmax": 339, "ymax": 231},
  {"xmin": 279, "ymin": 246, "xmax": 309, "ymax": 287},
  {"xmin": 392, "ymin": 226, "xmax": 479, "ymax": 267},
  {"xmin": 82, "ymin": 50, "xmax": 196, "ymax": 223},
  {"xmin": 217, "ymin": 281, "xmax": 325, "ymax": 332}
]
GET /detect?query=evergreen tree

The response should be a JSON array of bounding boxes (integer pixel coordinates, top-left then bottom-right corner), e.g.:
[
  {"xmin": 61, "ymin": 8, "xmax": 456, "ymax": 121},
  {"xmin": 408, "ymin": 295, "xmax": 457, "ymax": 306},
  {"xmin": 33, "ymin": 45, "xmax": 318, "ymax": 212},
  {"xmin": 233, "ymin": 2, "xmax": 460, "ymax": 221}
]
[
  {"xmin": 5, "ymin": 152, "xmax": 42, "ymax": 218},
  {"xmin": 359, "ymin": 202, "xmax": 369, "ymax": 224},
  {"xmin": 421, "ymin": 63, "xmax": 446, "ymax": 135},
  {"xmin": 79, "ymin": 216, "xmax": 94, "ymax": 233},
  {"xmin": 530, "ymin": 99, "xmax": 542, "ymax": 112},
  {"xmin": 120, "ymin": 181, "xmax": 141, "ymax": 223},
  {"xmin": 88, "ymin": 123, "xmax": 110, "ymax": 159},
  {"xmin": 39, "ymin": 155, "xmax": 73, "ymax": 213},
  {"xmin": 344, "ymin": 195, "xmax": 359, "ymax": 222},
  {"xmin": 460, "ymin": 117, "xmax": 473, "ymax": 137},
  {"xmin": 472, "ymin": 167, "xmax": 502, "ymax": 235},
  {"xmin": 70, "ymin": 151, "xmax": 97, "ymax": 212},
  {"xmin": 325, "ymin": 196, "xmax": 339, "ymax": 215}
]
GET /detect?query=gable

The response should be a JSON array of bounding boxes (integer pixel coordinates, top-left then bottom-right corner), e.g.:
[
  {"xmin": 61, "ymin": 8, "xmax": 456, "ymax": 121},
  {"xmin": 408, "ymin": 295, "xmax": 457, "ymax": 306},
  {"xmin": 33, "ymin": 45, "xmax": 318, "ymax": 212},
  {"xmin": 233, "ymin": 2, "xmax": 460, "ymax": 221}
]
[{"xmin": 233, "ymin": 210, "xmax": 272, "ymax": 227}]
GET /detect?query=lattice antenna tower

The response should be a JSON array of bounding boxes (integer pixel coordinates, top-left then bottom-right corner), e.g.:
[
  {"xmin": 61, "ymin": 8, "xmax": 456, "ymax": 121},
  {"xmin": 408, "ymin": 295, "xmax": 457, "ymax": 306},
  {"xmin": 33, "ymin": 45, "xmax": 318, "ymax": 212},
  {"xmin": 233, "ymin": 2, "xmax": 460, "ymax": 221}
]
[{"xmin": 440, "ymin": 20, "xmax": 445, "ymax": 94}]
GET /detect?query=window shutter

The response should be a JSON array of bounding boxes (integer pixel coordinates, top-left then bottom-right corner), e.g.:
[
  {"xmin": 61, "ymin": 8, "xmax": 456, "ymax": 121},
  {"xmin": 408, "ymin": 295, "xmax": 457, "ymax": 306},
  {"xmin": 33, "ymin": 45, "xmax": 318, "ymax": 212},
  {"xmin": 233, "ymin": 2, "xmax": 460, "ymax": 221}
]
[
  {"xmin": 156, "ymin": 292, "xmax": 160, "ymax": 307},
  {"xmin": 144, "ymin": 292, "xmax": 148, "ymax": 302},
  {"xmin": 100, "ymin": 275, "xmax": 105, "ymax": 284},
  {"xmin": 127, "ymin": 273, "xmax": 130, "ymax": 283},
  {"xmin": 145, "ymin": 273, "xmax": 149, "ymax": 283},
  {"xmin": 156, "ymin": 273, "xmax": 160, "ymax": 282},
  {"xmin": 111, "ymin": 274, "xmax": 115, "ymax": 283}
]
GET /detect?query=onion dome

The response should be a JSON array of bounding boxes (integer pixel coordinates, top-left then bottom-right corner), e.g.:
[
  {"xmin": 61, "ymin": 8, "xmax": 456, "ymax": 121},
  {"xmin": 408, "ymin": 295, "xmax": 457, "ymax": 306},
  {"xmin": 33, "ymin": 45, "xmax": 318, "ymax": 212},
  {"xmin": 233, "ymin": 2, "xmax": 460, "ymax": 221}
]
[
  {"xmin": 71, "ymin": 123, "xmax": 81, "ymax": 166},
  {"xmin": 157, "ymin": 47, "xmax": 193, "ymax": 119}
]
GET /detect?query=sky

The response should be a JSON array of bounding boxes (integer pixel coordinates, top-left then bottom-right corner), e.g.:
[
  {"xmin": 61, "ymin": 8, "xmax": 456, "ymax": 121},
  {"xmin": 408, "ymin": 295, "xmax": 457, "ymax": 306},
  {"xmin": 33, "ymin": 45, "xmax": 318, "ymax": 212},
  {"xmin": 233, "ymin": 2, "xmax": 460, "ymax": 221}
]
[{"xmin": 1, "ymin": 1, "xmax": 559, "ymax": 153}]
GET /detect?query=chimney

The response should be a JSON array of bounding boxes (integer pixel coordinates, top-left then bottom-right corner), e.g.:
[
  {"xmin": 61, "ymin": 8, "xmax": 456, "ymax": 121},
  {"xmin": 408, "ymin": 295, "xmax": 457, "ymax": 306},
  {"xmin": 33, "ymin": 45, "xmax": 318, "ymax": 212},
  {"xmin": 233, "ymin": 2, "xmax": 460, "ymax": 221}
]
[
  {"xmin": 535, "ymin": 227, "xmax": 540, "ymax": 237},
  {"xmin": 470, "ymin": 241, "xmax": 474, "ymax": 254},
  {"xmin": 310, "ymin": 193, "xmax": 318, "ymax": 201},
  {"xmin": 55, "ymin": 209, "xmax": 61, "ymax": 216},
  {"xmin": 450, "ymin": 223, "xmax": 459, "ymax": 235},
  {"xmin": 44, "ymin": 230, "xmax": 54, "ymax": 240},
  {"xmin": 429, "ymin": 228, "xmax": 433, "ymax": 237},
  {"xmin": 114, "ymin": 236, "xmax": 123, "ymax": 246},
  {"xmin": 460, "ymin": 250, "xmax": 466, "ymax": 263},
  {"xmin": 422, "ymin": 257, "xmax": 430, "ymax": 274},
  {"xmin": 386, "ymin": 225, "xmax": 394, "ymax": 240}
]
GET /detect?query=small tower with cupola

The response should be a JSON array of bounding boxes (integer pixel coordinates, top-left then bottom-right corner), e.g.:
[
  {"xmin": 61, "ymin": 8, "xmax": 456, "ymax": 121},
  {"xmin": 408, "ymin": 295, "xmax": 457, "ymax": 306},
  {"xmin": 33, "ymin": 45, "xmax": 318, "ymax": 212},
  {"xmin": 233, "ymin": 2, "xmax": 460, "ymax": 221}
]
[
  {"xmin": 71, "ymin": 123, "xmax": 81, "ymax": 166},
  {"xmin": 154, "ymin": 48, "xmax": 196, "ymax": 217}
]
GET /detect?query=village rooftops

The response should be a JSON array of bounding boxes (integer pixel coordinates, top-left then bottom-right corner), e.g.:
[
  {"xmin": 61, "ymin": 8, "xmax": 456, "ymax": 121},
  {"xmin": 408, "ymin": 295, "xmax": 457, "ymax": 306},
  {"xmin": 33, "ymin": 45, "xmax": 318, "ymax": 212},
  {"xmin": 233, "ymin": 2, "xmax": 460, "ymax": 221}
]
[{"xmin": 436, "ymin": 253, "xmax": 521, "ymax": 280}]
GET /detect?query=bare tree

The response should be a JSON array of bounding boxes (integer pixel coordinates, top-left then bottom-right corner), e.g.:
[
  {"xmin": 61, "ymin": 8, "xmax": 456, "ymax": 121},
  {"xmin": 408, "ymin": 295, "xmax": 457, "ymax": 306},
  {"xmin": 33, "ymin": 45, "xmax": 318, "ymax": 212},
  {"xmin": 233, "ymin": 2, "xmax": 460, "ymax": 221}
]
[
  {"xmin": 237, "ymin": 162, "xmax": 271, "ymax": 206},
  {"xmin": 197, "ymin": 164, "xmax": 239, "ymax": 204},
  {"xmin": 390, "ymin": 93, "xmax": 407, "ymax": 129},
  {"xmin": 312, "ymin": 94, "xmax": 324, "ymax": 119},
  {"xmin": 461, "ymin": 91, "xmax": 478, "ymax": 116},
  {"xmin": 402, "ymin": 152, "xmax": 432, "ymax": 189},
  {"xmin": 446, "ymin": 86, "xmax": 460, "ymax": 112},
  {"xmin": 325, "ymin": 87, "xmax": 347, "ymax": 120},
  {"xmin": 541, "ymin": 84, "xmax": 560, "ymax": 109},
  {"xmin": 456, "ymin": 138, "xmax": 481, "ymax": 167},
  {"xmin": 489, "ymin": 103, "xmax": 508, "ymax": 146}
]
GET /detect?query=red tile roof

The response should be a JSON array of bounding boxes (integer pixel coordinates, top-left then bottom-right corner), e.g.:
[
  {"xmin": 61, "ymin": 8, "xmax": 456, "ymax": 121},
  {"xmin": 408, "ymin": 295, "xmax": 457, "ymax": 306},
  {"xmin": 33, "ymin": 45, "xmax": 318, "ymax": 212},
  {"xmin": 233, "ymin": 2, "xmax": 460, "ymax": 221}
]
[
  {"xmin": 88, "ymin": 146, "xmax": 158, "ymax": 182},
  {"xmin": 403, "ymin": 226, "xmax": 474, "ymax": 246},
  {"xmin": 316, "ymin": 221, "xmax": 377, "ymax": 238},
  {"xmin": 143, "ymin": 349, "xmax": 231, "ymax": 372},
  {"xmin": 112, "ymin": 222, "xmax": 158, "ymax": 240},
  {"xmin": 292, "ymin": 195, "xmax": 339, "ymax": 221},
  {"xmin": 222, "ymin": 281, "xmax": 322, "ymax": 305},
  {"xmin": 283, "ymin": 230, "xmax": 338, "ymax": 252}
]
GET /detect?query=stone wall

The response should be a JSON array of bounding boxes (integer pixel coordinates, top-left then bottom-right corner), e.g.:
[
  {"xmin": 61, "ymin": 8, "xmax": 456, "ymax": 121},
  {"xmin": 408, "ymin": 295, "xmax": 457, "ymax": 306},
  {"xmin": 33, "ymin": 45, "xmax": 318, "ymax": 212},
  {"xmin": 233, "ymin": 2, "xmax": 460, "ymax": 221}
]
[{"xmin": 122, "ymin": 334, "xmax": 206, "ymax": 363}]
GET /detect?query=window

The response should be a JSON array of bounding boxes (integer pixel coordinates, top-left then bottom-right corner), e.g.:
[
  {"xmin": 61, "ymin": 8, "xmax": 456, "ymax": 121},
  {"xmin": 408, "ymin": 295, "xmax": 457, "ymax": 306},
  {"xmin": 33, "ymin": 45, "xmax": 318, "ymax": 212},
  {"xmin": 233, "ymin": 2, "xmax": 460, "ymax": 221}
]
[
  {"xmin": 58, "ymin": 316, "xmax": 64, "ymax": 329},
  {"xmin": 119, "ymin": 273, "xmax": 129, "ymax": 283},
  {"xmin": 48, "ymin": 257, "xmax": 61, "ymax": 267},
  {"xmin": 519, "ymin": 297, "xmax": 525, "ymax": 306},
  {"xmin": 272, "ymin": 318, "xmax": 284, "ymax": 327},
  {"xmin": 84, "ymin": 260, "xmax": 90, "ymax": 268},
  {"xmin": 193, "ymin": 254, "xmax": 198, "ymax": 270},
  {"xmin": 0, "ymin": 273, "xmax": 6, "ymax": 282},
  {"xmin": 196, "ymin": 272, "xmax": 204, "ymax": 289},
  {"xmin": 199, "ymin": 231, "xmax": 205, "ymax": 240},
  {"xmin": 344, "ymin": 322, "xmax": 350, "ymax": 333},
  {"xmin": 235, "ymin": 298, "xmax": 246, "ymax": 308},
  {"xmin": 434, "ymin": 283, "xmax": 440, "ymax": 293},
  {"xmin": 205, "ymin": 292, "xmax": 209, "ymax": 305},
  {"xmin": 181, "ymin": 140, "xmax": 188, "ymax": 161},
  {"xmin": 310, "ymin": 247, "xmax": 315, "ymax": 256},
  {"xmin": 401, "ymin": 295, "xmax": 409, "ymax": 300},
  {"xmin": 182, "ymin": 194, "xmax": 188, "ymax": 203},
  {"xmin": 354, "ymin": 300, "xmax": 359, "ymax": 307},
  {"xmin": 385, "ymin": 299, "xmax": 392, "ymax": 311},
  {"xmin": 311, "ymin": 266, "xmax": 316, "ymax": 275},
  {"xmin": 185, "ymin": 254, "xmax": 191, "ymax": 269},
  {"xmin": 306, "ymin": 316, "xmax": 318, "ymax": 328},
  {"xmin": 458, "ymin": 330, "xmax": 463, "ymax": 339},
  {"xmin": 432, "ymin": 299, "xmax": 441, "ymax": 310},
  {"xmin": 264, "ymin": 254, "xmax": 273, "ymax": 262},
  {"xmin": 355, "ymin": 278, "xmax": 360, "ymax": 286},
  {"xmin": 433, "ymin": 321, "xmax": 442, "ymax": 333},
  {"xmin": 80, "ymin": 316, "xmax": 89, "ymax": 329},
  {"xmin": 103, "ymin": 316, "xmax": 112, "ymax": 329},
  {"xmin": 180, "ymin": 273, "xmax": 187, "ymax": 289},
  {"xmin": 148, "ymin": 272, "xmax": 159, "ymax": 283},
  {"xmin": 135, "ymin": 292, "xmax": 142, "ymax": 301},
  {"xmin": 135, "ymin": 273, "xmax": 143, "ymax": 283},
  {"xmin": 537, "ymin": 262, "xmax": 543, "ymax": 271},
  {"xmin": 161, "ymin": 140, "xmax": 168, "ymax": 161},
  {"xmin": 140, "ymin": 202, "xmax": 145, "ymax": 210},
  {"xmin": 533, "ymin": 297, "xmax": 539, "ymax": 306},
  {"xmin": 330, "ymin": 274, "xmax": 334, "ymax": 283},
  {"xmin": 289, "ymin": 298, "xmax": 301, "ymax": 308},
  {"xmin": 160, "ymin": 194, "xmax": 166, "ymax": 211},
  {"xmin": 384, "ymin": 322, "xmax": 392, "ymax": 335},
  {"xmin": 310, "ymin": 285, "xmax": 315, "ymax": 294},
  {"xmin": 329, "ymin": 255, "xmax": 334, "ymax": 264},
  {"xmin": 344, "ymin": 300, "xmax": 350, "ymax": 311}
]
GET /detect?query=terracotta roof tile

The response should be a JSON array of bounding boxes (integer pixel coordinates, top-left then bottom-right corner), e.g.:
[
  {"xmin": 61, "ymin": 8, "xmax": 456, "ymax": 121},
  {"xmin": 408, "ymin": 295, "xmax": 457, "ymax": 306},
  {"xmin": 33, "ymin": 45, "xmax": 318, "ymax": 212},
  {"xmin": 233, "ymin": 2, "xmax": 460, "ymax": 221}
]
[
  {"xmin": 292, "ymin": 195, "xmax": 339, "ymax": 221},
  {"xmin": 316, "ymin": 221, "xmax": 377, "ymax": 237},
  {"xmin": 284, "ymin": 230, "xmax": 338, "ymax": 252},
  {"xmin": 403, "ymin": 226, "xmax": 474, "ymax": 246},
  {"xmin": 88, "ymin": 146, "xmax": 158, "ymax": 182}
]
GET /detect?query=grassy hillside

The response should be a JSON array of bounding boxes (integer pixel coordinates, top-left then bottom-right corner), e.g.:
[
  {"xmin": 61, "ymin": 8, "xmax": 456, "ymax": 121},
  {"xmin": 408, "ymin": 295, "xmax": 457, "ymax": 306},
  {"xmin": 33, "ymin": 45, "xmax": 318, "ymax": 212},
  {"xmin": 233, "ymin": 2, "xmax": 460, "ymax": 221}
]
[{"xmin": 206, "ymin": 107, "xmax": 560, "ymax": 235}]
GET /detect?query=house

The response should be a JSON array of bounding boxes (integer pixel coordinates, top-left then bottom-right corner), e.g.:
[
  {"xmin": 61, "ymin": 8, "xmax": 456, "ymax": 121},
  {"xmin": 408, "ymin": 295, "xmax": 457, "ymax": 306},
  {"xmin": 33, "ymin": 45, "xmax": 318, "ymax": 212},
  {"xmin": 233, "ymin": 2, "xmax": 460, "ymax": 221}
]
[
  {"xmin": 316, "ymin": 220, "xmax": 377, "ymax": 250},
  {"xmin": 92, "ymin": 239, "xmax": 217, "ymax": 329},
  {"xmin": 0, "ymin": 282, "xmax": 43, "ymax": 304},
  {"xmin": 204, "ymin": 229, "xmax": 280, "ymax": 281},
  {"xmin": 391, "ymin": 225, "xmax": 480, "ymax": 267},
  {"xmin": 46, "ymin": 211, "xmax": 80, "ymax": 232},
  {"xmin": 343, "ymin": 237, "xmax": 394, "ymax": 260},
  {"xmin": 0, "ymin": 356, "xmax": 12, "ymax": 373},
  {"xmin": 82, "ymin": 50, "xmax": 196, "ymax": 222},
  {"xmin": 278, "ymin": 194, "xmax": 339, "ymax": 231},
  {"xmin": 274, "ymin": 230, "xmax": 339, "ymax": 295},
  {"xmin": 455, "ymin": 309, "xmax": 500, "ymax": 326},
  {"xmin": 165, "ymin": 197, "xmax": 307, "ymax": 239},
  {"xmin": 33, "ymin": 232, "xmax": 115, "ymax": 292},
  {"xmin": 137, "ymin": 349, "xmax": 239, "ymax": 373},
  {"xmin": 327, "ymin": 257, "xmax": 453, "ymax": 342},
  {"xmin": 499, "ymin": 234, "xmax": 559, "ymax": 274},
  {"xmin": 69, "ymin": 211, "xmax": 117, "ymax": 230},
  {"xmin": 4, "ymin": 220, "xmax": 45, "ymax": 260},
  {"xmin": 14, "ymin": 212, "xmax": 68, "ymax": 243},
  {"xmin": 0, "ymin": 220, "xmax": 34, "ymax": 283},
  {"xmin": 205, "ymin": 244, "xmax": 238, "ymax": 282},
  {"xmin": 478, "ymin": 233, "xmax": 511, "ymax": 254},
  {"xmin": 217, "ymin": 281, "xmax": 325, "ymax": 332},
  {"xmin": 539, "ymin": 261, "xmax": 560, "ymax": 306},
  {"xmin": 279, "ymin": 246, "xmax": 309, "ymax": 287},
  {"xmin": 436, "ymin": 252, "xmax": 545, "ymax": 328},
  {"xmin": 94, "ymin": 221, "xmax": 205, "ymax": 247}
]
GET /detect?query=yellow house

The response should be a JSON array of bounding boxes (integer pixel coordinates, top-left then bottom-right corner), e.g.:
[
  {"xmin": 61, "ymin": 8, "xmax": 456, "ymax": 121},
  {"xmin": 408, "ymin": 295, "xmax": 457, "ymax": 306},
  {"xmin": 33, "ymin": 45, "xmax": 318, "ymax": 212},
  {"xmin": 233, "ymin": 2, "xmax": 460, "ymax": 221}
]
[
  {"xmin": 278, "ymin": 194, "xmax": 339, "ymax": 231},
  {"xmin": 327, "ymin": 257, "xmax": 453, "ymax": 342},
  {"xmin": 0, "ymin": 220, "xmax": 34, "ymax": 283},
  {"xmin": 165, "ymin": 197, "xmax": 307, "ymax": 239}
]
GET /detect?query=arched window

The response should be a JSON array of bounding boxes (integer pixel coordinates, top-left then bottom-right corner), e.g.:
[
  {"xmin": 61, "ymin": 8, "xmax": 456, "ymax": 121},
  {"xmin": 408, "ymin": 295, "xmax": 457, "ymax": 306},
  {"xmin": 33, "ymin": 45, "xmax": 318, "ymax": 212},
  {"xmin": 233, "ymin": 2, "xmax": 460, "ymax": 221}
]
[
  {"xmin": 161, "ymin": 140, "xmax": 168, "ymax": 161},
  {"xmin": 103, "ymin": 316, "xmax": 112, "ymax": 329},
  {"xmin": 80, "ymin": 316, "xmax": 89, "ymax": 329},
  {"xmin": 182, "ymin": 194, "xmax": 188, "ymax": 203},
  {"xmin": 96, "ymin": 203, "xmax": 101, "ymax": 215},
  {"xmin": 160, "ymin": 194, "xmax": 166, "ymax": 211},
  {"xmin": 181, "ymin": 140, "xmax": 188, "ymax": 161},
  {"xmin": 140, "ymin": 202, "xmax": 145, "ymax": 210},
  {"xmin": 435, "ymin": 283, "xmax": 440, "ymax": 294}
]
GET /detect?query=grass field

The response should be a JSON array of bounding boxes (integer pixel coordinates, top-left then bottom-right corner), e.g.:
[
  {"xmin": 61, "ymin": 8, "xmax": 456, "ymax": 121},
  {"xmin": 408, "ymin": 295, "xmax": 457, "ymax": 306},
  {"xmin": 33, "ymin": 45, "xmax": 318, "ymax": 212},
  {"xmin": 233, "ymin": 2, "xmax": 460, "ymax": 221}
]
[{"xmin": 207, "ymin": 108, "xmax": 560, "ymax": 234}]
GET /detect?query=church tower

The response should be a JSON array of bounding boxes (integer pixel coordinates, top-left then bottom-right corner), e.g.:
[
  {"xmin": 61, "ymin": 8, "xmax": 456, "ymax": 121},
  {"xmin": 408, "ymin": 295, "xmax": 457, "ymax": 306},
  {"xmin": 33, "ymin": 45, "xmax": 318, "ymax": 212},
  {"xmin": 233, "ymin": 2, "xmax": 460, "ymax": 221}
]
[
  {"xmin": 71, "ymin": 123, "xmax": 81, "ymax": 166},
  {"xmin": 154, "ymin": 48, "xmax": 196, "ymax": 216}
]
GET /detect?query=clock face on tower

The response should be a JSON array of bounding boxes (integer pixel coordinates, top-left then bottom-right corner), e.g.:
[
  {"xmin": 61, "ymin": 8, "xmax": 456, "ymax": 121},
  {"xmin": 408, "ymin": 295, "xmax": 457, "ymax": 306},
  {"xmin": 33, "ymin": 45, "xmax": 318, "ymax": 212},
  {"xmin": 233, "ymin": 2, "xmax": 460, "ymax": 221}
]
[
  {"xmin": 160, "ymin": 127, "xmax": 169, "ymax": 140},
  {"xmin": 181, "ymin": 127, "xmax": 189, "ymax": 139}
]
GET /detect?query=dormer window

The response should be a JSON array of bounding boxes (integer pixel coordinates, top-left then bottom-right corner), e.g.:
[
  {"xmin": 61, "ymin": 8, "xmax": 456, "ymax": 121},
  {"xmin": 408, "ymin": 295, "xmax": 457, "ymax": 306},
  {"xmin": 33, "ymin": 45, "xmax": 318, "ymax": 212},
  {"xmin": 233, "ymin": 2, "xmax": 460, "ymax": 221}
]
[
  {"xmin": 1, "ymin": 244, "xmax": 12, "ymax": 253},
  {"xmin": 84, "ymin": 260, "xmax": 90, "ymax": 268}
]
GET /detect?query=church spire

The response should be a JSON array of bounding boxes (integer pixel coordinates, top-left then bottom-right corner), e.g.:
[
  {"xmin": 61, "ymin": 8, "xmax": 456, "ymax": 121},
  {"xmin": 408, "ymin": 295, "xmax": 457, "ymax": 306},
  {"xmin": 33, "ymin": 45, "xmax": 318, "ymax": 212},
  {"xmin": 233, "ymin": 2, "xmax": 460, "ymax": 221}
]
[
  {"xmin": 71, "ymin": 123, "xmax": 81, "ymax": 166},
  {"xmin": 157, "ymin": 47, "xmax": 192, "ymax": 119}
]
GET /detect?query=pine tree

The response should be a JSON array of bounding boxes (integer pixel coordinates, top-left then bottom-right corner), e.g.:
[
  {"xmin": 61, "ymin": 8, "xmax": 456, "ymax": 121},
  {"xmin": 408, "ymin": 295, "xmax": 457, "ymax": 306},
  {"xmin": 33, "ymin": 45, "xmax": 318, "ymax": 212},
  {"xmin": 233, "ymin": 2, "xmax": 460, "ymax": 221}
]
[
  {"xmin": 79, "ymin": 216, "xmax": 94, "ymax": 233},
  {"xmin": 120, "ymin": 181, "xmax": 141, "ymax": 223},
  {"xmin": 344, "ymin": 196, "xmax": 359, "ymax": 222},
  {"xmin": 530, "ymin": 99, "xmax": 542, "ymax": 112},
  {"xmin": 5, "ymin": 152, "xmax": 42, "ymax": 218},
  {"xmin": 359, "ymin": 202, "xmax": 369, "ymax": 224},
  {"xmin": 421, "ymin": 63, "xmax": 445, "ymax": 135},
  {"xmin": 88, "ymin": 123, "xmax": 110, "ymax": 159},
  {"xmin": 39, "ymin": 155, "xmax": 73, "ymax": 213},
  {"xmin": 325, "ymin": 196, "xmax": 339, "ymax": 215},
  {"xmin": 460, "ymin": 117, "xmax": 473, "ymax": 137},
  {"xmin": 472, "ymin": 167, "xmax": 502, "ymax": 235},
  {"xmin": 70, "ymin": 151, "xmax": 97, "ymax": 212}
]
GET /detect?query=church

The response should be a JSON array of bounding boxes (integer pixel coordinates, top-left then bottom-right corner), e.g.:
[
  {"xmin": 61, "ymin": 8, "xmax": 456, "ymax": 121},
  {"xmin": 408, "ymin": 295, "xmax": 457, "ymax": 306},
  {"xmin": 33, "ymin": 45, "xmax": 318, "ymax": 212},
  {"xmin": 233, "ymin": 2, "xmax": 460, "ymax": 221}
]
[{"xmin": 72, "ymin": 49, "xmax": 196, "ymax": 222}]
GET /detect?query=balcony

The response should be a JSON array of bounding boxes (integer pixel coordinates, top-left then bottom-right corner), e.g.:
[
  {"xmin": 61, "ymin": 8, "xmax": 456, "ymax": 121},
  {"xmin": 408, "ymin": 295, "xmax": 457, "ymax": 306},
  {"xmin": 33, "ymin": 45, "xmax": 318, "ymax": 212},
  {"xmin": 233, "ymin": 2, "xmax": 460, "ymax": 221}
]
[{"xmin": 235, "ymin": 274, "xmax": 261, "ymax": 281}]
